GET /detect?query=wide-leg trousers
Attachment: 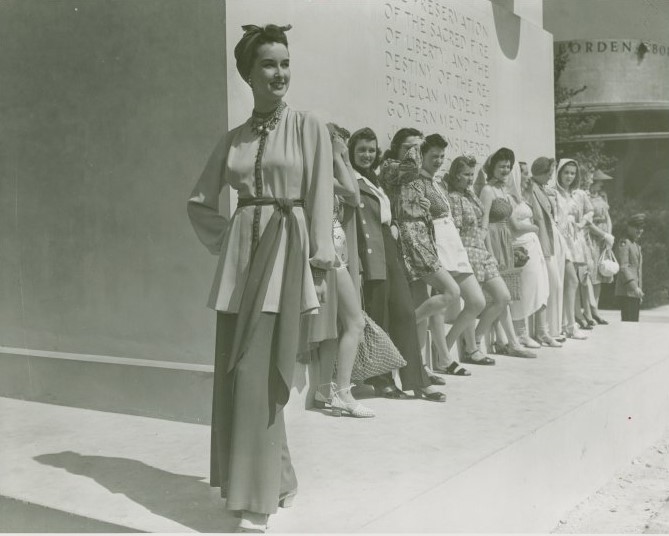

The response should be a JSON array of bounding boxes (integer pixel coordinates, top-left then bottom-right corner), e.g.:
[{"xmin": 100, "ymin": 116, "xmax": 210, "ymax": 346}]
[
  {"xmin": 362, "ymin": 226, "xmax": 430, "ymax": 391},
  {"xmin": 546, "ymin": 234, "xmax": 566, "ymax": 337},
  {"xmin": 210, "ymin": 313, "xmax": 298, "ymax": 515}
]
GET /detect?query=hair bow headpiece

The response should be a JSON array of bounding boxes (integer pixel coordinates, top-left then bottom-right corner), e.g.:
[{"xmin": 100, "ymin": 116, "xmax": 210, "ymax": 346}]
[{"xmin": 234, "ymin": 24, "xmax": 292, "ymax": 80}]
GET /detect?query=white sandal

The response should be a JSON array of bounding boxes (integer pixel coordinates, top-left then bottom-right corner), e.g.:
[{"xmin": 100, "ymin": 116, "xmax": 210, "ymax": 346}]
[
  {"xmin": 519, "ymin": 335, "xmax": 541, "ymax": 349},
  {"xmin": 237, "ymin": 512, "xmax": 269, "ymax": 533},
  {"xmin": 331, "ymin": 387, "xmax": 375, "ymax": 418}
]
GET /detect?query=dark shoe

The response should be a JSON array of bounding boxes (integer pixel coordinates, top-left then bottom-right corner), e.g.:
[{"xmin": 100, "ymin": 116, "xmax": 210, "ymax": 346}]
[
  {"xmin": 312, "ymin": 383, "xmax": 333, "ymax": 409},
  {"xmin": 423, "ymin": 365, "xmax": 446, "ymax": 385},
  {"xmin": 434, "ymin": 361, "xmax": 471, "ymax": 376},
  {"xmin": 491, "ymin": 342, "xmax": 508, "ymax": 354},
  {"xmin": 575, "ymin": 317, "xmax": 593, "ymax": 330},
  {"xmin": 586, "ymin": 318, "xmax": 597, "ymax": 327},
  {"xmin": 554, "ymin": 334, "xmax": 567, "ymax": 343},
  {"xmin": 413, "ymin": 387, "xmax": 446, "ymax": 402},
  {"xmin": 374, "ymin": 385, "xmax": 409, "ymax": 399},
  {"xmin": 592, "ymin": 314, "xmax": 609, "ymax": 325},
  {"xmin": 461, "ymin": 349, "xmax": 496, "ymax": 366},
  {"xmin": 429, "ymin": 374, "xmax": 446, "ymax": 386}
]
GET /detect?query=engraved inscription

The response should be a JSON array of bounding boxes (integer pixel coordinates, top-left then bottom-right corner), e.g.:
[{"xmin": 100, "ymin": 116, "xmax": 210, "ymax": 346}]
[{"xmin": 384, "ymin": 1, "xmax": 492, "ymax": 159}]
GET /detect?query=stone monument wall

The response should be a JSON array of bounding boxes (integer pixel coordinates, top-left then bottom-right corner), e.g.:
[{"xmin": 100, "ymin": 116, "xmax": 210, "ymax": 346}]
[
  {"xmin": 227, "ymin": 0, "xmax": 554, "ymax": 170},
  {"xmin": 0, "ymin": 1, "xmax": 554, "ymax": 377}
]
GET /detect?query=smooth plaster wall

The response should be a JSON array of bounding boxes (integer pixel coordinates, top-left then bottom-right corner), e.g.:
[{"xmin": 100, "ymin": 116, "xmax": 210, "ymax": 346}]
[
  {"xmin": 227, "ymin": 0, "xmax": 554, "ymax": 167},
  {"xmin": 494, "ymin": 0, "xmax": 543, "ymax": 28},
  {"xmin": 0, "ymin": 0, "xmax": 225, "ymax": 364},
  {"xmin": 513, "ymin": 0, "xmax": 543, "ymax": 28},
  {"xmin": 0, "ymin": 0, "xmax": 553, "ymax": 368}
]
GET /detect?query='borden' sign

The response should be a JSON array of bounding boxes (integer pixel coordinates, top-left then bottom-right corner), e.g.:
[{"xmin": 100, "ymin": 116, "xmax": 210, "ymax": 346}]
[{"xmin": 558, "ymin": 40, "xmax": 669, "ymax": 57}]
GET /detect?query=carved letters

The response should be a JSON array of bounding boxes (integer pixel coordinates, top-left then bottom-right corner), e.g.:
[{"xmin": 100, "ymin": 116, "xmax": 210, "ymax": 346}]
[{"xmin": 384, "ymin": 1, "xmax": 492, "ymax": 158}]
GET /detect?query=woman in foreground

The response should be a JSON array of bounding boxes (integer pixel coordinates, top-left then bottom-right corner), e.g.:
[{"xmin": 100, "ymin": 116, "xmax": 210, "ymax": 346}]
[{"xmin": 187, "ymin": 24, "xmax": 335, "ymax": 532}]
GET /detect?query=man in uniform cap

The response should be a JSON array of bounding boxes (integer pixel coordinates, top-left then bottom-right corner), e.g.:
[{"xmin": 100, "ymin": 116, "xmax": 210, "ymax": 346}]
[{"xmin": 614, "ymin": 213, "xmax": 645, "ymax": 321}]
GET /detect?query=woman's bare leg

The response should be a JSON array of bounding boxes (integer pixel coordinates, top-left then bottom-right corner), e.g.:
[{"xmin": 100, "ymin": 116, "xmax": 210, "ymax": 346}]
[
  {"xmin": 333, "ymin": 267, "xmax": 365, "ymax": 404},
  {"xmin": 445, "ymin": 274, "xmax": 485, "ymax": 350},
  {"xmin": 499, "ymin": 306, "xmax": 520, "ymax": 347},
  {"xmin": 592, "ymin": 283, "xmax": 602, "ymax": 317},
  {"xmin": 563, "ymin": 260, "xmax": 583, "ymax": 336},
  {"xmin": 415, "ymin": 269, "xmax": 460, "ymax": 322},
  {"xmin": 429, "ymin": 312, "xmax": 450, "ymax": 367},
  {"xmin": 416, "ymin": 269, "xmax": 460, "ymax": 366},
  {"xmin": 475, "ymin": 277, "xmax": 511, "ymax": 343}
]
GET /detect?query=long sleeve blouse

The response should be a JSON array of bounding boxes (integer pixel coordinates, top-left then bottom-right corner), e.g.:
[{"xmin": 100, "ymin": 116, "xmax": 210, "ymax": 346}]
[{"xmin": 187, "ymin": 107, "xmax": 336, "ymax": 314}]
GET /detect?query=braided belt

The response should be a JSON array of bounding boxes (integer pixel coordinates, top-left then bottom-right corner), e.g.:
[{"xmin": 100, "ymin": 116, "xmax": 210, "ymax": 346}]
[{"xmin": 237, "ymin": 197, "xmax": 304, "ymax": 213}]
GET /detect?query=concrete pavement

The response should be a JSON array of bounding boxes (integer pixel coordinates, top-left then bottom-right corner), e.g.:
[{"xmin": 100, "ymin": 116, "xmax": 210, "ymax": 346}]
[{"xmin": 2, "ymin": 308, "xmax": 669, "ymax": 532}]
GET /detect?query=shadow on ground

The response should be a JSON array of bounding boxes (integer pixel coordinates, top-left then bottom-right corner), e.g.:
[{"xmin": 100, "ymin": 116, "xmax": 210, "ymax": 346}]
[
  {"xmin": 0, "ymin": 495, "xmax": 139, "ymax": 533},
  {"xmin": 34, "ymin": 451, "xmax": 237, "ymax": 533}
]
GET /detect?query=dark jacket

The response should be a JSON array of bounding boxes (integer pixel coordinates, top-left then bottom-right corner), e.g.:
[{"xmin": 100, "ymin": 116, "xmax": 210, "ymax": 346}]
[
  {"xmin": 529, "ymin": 179, "xmax": 555, "ymax": 257},
  {"xmin": 615, "ymin": 237, "xmax": 642, "ymax": 297},
  {"xmin": 356, "ymin": 177, "xmax": 388, "ymax": 281}
]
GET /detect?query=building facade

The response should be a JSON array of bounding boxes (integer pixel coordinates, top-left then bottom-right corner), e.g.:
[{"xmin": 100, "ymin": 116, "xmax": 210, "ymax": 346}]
[
  {"xmin": 555, "ymin": 37, "xmax": 669, "ymax": 198},
  {"xmin": 545, "ymin": 0, "xmax": 669, "ymax": 199}
]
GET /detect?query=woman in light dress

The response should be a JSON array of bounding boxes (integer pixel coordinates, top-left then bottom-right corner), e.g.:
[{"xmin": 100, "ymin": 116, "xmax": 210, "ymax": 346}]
[
  {"xmin": 586, "ymin": 170, "xmax": 615, "ymax": 324},
  {"xmin": 506, "ymin": 163, "xmax": 550, "ymax": 346},
  {"xmin": 552, "ymin": 159, "xmax": 590, "ymax": 340},
  {"xmin": 571, "ymin": 167, "xmax": 598, "ymax": 330}
]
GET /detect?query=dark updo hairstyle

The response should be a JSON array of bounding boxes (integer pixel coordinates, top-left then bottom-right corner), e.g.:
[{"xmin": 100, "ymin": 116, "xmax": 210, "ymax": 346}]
[
  {"xmin": 420, "ymin": 133, "xmax": 448, "ymax": 155},
  {"xmin": 382, "ymin": 127, "xmax": 423, "ymax": 162},
  {"xmin": 557, "ymin": 160, "xmax": 581, "ymax": 192},
  {"xmin": 484, "ymin": 147, "xmax": 515, "ymax": 180},
  {"xmin": 234, "ymin": 24, "xmax": 291, "ymax": 82},
  {"xmin": 348, "ymin": 127, "xmax": 382, "ymax": 177},
  {"xmin": 445, "ymin": 155, "xmax": 477, "ymax": 191}
]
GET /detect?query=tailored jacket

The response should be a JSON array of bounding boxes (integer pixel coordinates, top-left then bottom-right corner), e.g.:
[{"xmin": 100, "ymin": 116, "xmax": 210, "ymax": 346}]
[
  {"xmin": 528, "ymin": 179, "xmax": 555, "ymax": 257},
  {"xmin": 614, "ymin": 237, "xmax": 643, "ymax": 298},
  {"xmin": 356, "ymin": 178, "xmax": 388, "ymax": 281}
]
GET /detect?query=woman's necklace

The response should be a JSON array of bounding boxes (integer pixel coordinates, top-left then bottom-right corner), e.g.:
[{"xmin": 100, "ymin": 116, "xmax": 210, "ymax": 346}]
[{"xmin": 251, "ymin": 101, "xmax": 287, "ymax": 136}]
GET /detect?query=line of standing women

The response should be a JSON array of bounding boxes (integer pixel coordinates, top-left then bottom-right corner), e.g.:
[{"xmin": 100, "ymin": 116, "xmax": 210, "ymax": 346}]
[{"xmin": 186, "ymin": 23, "xmax": 618, "ymax": 533}]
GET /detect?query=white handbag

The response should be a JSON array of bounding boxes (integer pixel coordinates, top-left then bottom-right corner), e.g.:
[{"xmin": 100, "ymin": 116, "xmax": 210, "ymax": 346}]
[{"xmin": 598, "ymin": 247, "xmax": 620, "ymax": 278}]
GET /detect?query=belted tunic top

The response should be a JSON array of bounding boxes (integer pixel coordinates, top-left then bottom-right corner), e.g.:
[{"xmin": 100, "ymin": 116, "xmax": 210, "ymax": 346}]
[
  {"xmin": 187, "ymin": 107, "xmax": 336, "ymax": 315},
  {"xmin": 188, "ymin": 106, "xmax": 336, "ymax": 413}
]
